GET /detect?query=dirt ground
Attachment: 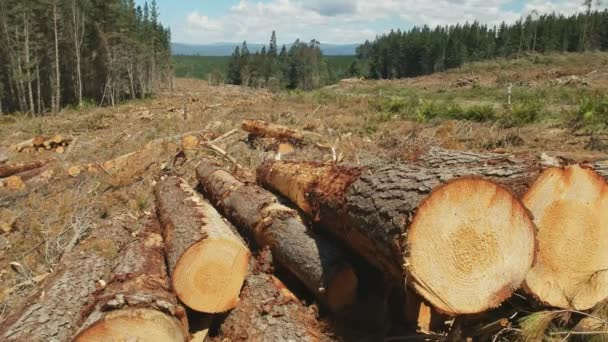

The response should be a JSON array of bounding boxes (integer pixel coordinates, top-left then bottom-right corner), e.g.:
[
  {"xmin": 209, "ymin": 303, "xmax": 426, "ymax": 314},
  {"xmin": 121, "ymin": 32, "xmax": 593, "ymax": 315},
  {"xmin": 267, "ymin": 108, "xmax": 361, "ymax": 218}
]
[{"xmin": 1, "ymin": 53, "xmax": 607, "ymax": 329}]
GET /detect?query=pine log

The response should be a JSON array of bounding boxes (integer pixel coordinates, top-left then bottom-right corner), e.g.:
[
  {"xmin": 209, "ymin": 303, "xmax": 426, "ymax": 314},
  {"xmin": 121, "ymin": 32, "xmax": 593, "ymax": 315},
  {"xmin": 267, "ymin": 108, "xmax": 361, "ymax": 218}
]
[
  {"xmin": 523, "ymin": 165, "xmax": 608, "ymax": 310},
  {"xmin": 73, "ymin": 214, "xmax": 189, "ymax": 342},
  {"xmin": 0, "ymin": 214, "xmax": 136, "ymax": 341},
  {"xmin": 196, "ymin": 159, "xmax": 357, "ymax": 312},
  {"xmin": 155, "ymin": 176, "xmax": 251, "ymax": 313},
  {"xmin": 0, "ymin": 159, "xmax": 52, "ymax": 178},
  {"xmin": 218, "ymin": 250, "xmax": 329, "ymax": 342},
  {"xmin": 257, "ymin": 161, "xmax": 536, "ymax": 315},
  {"xmin": 242, "ymin": 119, "xmax": 304, "ymax": 143}
]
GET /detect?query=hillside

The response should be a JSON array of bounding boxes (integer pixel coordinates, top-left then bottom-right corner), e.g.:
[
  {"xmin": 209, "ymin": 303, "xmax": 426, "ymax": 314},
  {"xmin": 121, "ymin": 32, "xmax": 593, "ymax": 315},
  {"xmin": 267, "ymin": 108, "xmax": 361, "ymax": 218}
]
[{"xmin": 1, "ymin": 52, "xmax": 608, "ymax": 341}]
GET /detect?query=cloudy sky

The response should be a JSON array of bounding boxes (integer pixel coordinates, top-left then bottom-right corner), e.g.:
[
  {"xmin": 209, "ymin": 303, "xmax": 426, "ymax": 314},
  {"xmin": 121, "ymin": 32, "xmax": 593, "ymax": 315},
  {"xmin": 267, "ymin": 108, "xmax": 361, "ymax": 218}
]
[{"xmin": 137, "ymin": 0, "xmax": 594, "ymax": 44}]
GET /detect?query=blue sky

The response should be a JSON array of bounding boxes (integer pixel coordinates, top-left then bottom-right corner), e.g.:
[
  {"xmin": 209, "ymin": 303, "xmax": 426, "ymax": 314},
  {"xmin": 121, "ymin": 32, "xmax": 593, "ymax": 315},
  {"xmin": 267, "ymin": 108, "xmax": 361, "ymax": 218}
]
[{"xmin": 136, "ymin": 0, "xmax": 592, "ymax": 44}]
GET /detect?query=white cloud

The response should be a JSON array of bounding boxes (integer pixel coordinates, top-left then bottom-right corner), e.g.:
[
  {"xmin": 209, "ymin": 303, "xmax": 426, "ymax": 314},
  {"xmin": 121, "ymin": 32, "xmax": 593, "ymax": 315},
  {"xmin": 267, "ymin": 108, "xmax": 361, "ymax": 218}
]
[{"xmin": 175, "ymin": 0, "xmax": 594, "ymax": 44}]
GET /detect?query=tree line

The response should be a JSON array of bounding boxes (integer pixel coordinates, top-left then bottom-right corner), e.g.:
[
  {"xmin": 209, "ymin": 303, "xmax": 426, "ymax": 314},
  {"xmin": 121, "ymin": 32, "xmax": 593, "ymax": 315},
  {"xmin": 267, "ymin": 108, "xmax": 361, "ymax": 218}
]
[
  {"xmin": 356, "ymin": 5, "xmax": 608, "ymax": 79},
  {"xmin": 0, "ymin": 0, "xmax": 172, "ymax": 115},
  {"xmin": 226, "ymin": 31, "xmax": 334, "ymax": 90}
]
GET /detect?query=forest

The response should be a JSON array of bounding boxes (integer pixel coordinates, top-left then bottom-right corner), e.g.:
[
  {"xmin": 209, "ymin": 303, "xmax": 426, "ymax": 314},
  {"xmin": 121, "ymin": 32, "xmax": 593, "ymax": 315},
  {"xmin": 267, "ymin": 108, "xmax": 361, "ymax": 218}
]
[
  {"xmin": 0, "ymin": 0, "xmax": 172, "ymax": 115},
  {"xmin": 225, "ymin": 32, "xmax": 340, "ymax": 91},
  {"xmin": 356, "ymin": 6, "xmax": 608, "ymax": 79}
]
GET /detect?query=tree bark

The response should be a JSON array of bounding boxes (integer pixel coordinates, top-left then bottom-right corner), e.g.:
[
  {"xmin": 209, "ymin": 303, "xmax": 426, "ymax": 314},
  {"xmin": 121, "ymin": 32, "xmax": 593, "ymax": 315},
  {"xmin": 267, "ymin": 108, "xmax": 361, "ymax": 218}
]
[
  {"xmin": 155, "ymin": 176, "xmax": 250, "ymax": 313},
  {"xmin": 53, "ymin": 2, "xmax": 61, "ymax": 113},
  {"xmin": 218, "ymin": 250, "xmax": 330, "ymax": 342},
  {"xmin": 23, "ymin": 12, "xmax": 34, "ymax": 114},
  {"xmin": 72, "ymin": 0, "xmax": 83, "ymax": 108},
  {"xmin": 242, "ymin": 119, "xmax": 304, "ymax": 143},
  {"xmin": 73, "ymin": 214, "xmax": 189, "ymax": 342},
  {"xmin": 0, "ymin": 214, "xmax": 136, "ymax": 341},
  {"xmin": 196, "ymin": 159, "xmax": 357, "ymax": 312},
  {"xmin": 257, "ymin": 160, "xmax": 537, "ymax": 315},
  {"xmin": 0, "ymin": 159, "xmax": 52, "ymax": 178}
]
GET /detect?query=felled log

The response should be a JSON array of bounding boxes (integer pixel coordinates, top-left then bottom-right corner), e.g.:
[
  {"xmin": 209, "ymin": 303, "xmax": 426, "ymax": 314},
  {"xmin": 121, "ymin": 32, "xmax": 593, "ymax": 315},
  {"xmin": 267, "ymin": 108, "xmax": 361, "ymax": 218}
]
[
  {"xmin": 523, "ymin": 165, "xmax": 608, "ymax": 310},
  {"xmin": 196, "ymin": 159, "xmax": 357, "ymax": 312},
  {"xmin": 155, "ymin": 176, "xmax": 250, "ymax": 313},
  {"xmin": 218, "ymin": 250, "xmax": 329, "ymax": 342},
  {"xmin": 0, "ymin": 166, "xmax": 52, "ymax": 190},
  {"xmin": 73, "ymin": 214, "xmax": 189, "ymax": 342},
  {"xmin": 11, "ymin": 135, "xmax": 72, "ymax": 152},
  {"xmin": 0, "ymin": 159, "xmax": 52, "ymax": 178},
  {"xmin": 257, "ymin": 161, "xmax": 536, "ymax": 315},
  {"xmin": 0, "ymin": 214, "xmax": 136, "ymax": 341},
  {"xmin": 242, "ymin": 119, "xmax": 304, "ymax": 143}
]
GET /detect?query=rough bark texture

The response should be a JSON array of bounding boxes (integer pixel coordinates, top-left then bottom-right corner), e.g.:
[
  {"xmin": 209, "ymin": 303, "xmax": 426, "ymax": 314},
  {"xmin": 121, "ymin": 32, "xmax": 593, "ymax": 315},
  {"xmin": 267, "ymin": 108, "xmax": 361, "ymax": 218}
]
[
  {"xmin": 0, "ymin": 214, "xmax": 135, "ymax": 342},
  {"xmin": 242, "ymin": 119, "xmax": 304, "ymax": 143},
  {"xmin": 0, "ymin": 159, "xmax": 52, "ymax": 178},
  {"xmin": 196, "ymin": 159, "xmax": 357, "ymax": 312},
  {"xmin": 258, "ymin": 160, "xmax": 537, "ymax": 281},
  {"xmin": 155, "ymin": 176, "xmax": 250, "ymax": 313},
  {"xmin": 73, "ymin": 214, "xmax": 189, "ymax": 341},
  {"xmin": 218, "ymin": 250, "xmax": 329, "ymax": 342}
]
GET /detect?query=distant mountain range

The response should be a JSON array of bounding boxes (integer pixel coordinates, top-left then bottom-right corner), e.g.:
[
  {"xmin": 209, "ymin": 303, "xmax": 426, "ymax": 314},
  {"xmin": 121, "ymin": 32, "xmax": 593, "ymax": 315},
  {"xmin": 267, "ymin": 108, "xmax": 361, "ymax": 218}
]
[{"xmin": 171, "ymin": 42, "xmax": 358, "ymax": 56}]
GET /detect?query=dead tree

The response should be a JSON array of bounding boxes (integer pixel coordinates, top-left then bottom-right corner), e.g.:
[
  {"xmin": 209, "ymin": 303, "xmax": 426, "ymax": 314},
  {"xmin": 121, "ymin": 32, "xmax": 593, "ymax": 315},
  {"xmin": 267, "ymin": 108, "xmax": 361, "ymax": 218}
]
[
  {"xmin": 73, "ymin": 214, "xmax": 189, "ymax": 341},
  {"xmin": 257, "ymin": 161, "xmax": 537, "ymax": 315},
  {"xmin": 0, "ymin": 215, "xmax": 136, "ymax": 341},
  {"xmin": 155, "ymin": 176, "xmax": 251, "ymax": 313},
  {"xmin": 196, "ymin": 159, "xmax": 357, "ymax": 312}
]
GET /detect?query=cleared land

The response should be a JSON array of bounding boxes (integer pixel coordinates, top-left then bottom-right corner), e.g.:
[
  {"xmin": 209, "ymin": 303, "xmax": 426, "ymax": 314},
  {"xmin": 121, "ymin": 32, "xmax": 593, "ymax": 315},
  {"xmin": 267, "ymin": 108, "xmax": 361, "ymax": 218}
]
[{"xmin": 1, "ymin": 52, "xmax": 608, "ymax": 340}]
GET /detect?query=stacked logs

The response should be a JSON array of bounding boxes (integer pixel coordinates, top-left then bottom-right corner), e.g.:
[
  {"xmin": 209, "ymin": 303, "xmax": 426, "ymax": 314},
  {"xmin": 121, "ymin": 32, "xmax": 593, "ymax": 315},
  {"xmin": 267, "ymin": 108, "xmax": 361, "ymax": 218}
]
[
  {"xmin": 11, "ymin": 135, "xmax": 72, "ymax": 154},
  {"xmin": 3, "ymin": 118, "xmax": 608, "ymax": 341}
]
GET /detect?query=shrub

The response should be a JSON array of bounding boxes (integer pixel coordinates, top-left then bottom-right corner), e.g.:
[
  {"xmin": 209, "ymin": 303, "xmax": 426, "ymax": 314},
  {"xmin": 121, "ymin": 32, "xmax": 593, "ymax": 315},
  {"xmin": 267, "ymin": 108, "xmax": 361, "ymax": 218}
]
[
  {"xmin": 504, "ymin": 98, "xmax": 544, "ymax": 125},
  {"xmin": 369, "ymin": 95, "xmax": 419, "ymax": 118},
  {"xmin": 458, "ymin": 105, "xmax": 497, "ymax": 122},
  {"xmin": 573, "ymin": 95, "xmax": 608, "ymax": 129}
]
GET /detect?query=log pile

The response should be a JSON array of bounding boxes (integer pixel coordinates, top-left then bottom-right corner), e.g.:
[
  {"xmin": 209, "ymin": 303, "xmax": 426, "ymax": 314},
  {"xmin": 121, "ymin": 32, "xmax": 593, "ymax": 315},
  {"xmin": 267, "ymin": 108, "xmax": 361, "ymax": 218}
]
[
  {"xmin": 10, "ymin": 135, "xmax": 72, "ymax": 154},
  {"xmin": 4, "ymin": 129, "xmax": 608, "ymax": 341}
]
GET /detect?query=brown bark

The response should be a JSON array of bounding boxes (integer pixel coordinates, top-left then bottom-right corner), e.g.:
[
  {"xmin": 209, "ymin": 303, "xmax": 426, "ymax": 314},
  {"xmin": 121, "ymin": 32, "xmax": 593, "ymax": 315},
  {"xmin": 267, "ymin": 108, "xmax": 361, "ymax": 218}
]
[
  {"xmin": 0, "ymin": 214, "xmax": 136, "ymax": 341},
  {"xmin": 242, "ymin": 119, "xmax": 304, "ymax": 143},
  {"xmin": 196, "ymin": 159, "xmax": 357, "ymax": 312},
  {"xmin": 73, "ymin": 214, "xmax": 189, "ymax": 342},
  {"xmin": 155, "ymin": 176, "xmax": 250, "ymax": 313},
  {"xmin": 0, "ymin": 159, "xmax": 52, "ymax": 178},
  {"xmin": 257, "ymin": 161, "xmax": 536, "ymax": 315},
  {"xmin": 218, "ymin": 250, "xmax": 329, "ymax": 342}
]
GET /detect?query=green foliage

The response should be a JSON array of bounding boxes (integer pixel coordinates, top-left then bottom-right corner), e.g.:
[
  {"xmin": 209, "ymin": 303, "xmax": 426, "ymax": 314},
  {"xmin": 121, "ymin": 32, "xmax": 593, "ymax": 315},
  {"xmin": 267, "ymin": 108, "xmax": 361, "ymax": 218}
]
[
  {"xmin": 573, "ymin": 95, "xmax": 608, "ymax": 129},
  {"xmin": 173, "ymin": 56, "xmax": 229, "ymax": 80},
  {"xmin": 369, "ymin": 96, "xmax": 420, "ymax": 118},
  {"xmin": 359, "ymin": 10, "xmax": 608, "ymax": 80},
  {"xmin": 415, "ymin": 101, "xmax": 496, "ymax": 122},
  {"xmin": 504, "ymin": 97, "xmax": 545, "ymax": 125}
]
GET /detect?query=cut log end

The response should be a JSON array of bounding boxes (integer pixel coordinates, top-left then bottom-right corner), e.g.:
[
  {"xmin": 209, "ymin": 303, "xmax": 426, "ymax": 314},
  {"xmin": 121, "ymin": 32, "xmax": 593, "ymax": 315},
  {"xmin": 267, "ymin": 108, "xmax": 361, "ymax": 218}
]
[
  {"xmin": 406, "ymin": 178, "xmax": 536, "ymax": 315},
  {"xmin": 173, "ymin": 239, "xmax": 250, "ymax": 313},
  {"xmin": 523, "ymin": 165, "xmax": 608, "ymax": 310},
  {"xmin": 74, "ymin": 308, "xmax": 187, "ymax": 342}
]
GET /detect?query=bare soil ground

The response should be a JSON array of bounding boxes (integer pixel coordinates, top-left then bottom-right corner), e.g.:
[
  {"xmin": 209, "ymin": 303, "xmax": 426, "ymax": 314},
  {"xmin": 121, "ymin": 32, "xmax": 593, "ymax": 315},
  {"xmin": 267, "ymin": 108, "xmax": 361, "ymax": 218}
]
[{"xmin": 1, "ymin": 53, "xmax": 607, "ymax": 328}]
